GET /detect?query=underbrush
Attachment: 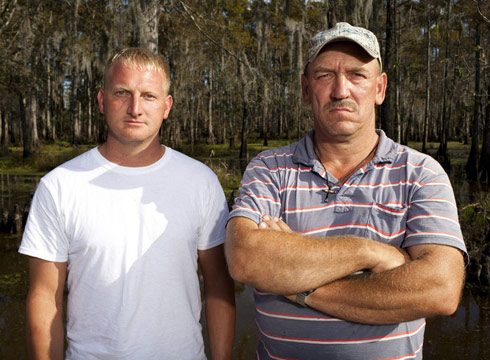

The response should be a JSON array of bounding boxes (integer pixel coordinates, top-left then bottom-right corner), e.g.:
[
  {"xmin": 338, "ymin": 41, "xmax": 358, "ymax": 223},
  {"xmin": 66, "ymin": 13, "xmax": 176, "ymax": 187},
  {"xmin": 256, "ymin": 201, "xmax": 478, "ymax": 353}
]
[
  {"xmin": 0, "ymin": 143, "xmax": 90, "ymax": 174},
  {"xmin": 460, "ymin": 192, "xmax": 490, "ymax": 291}
]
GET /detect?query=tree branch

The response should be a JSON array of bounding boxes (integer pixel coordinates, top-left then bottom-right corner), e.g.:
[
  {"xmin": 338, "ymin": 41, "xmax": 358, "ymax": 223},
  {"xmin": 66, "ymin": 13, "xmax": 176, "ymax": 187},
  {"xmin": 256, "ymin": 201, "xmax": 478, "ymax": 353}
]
[
  {"xmin": 173, "ymin": 0, "xmax": 261, "ymax": 80},
  {"xmin": 0, "ymin": 0, "xmax": 17, "ymax": 35},
  {"xmin": 474, "ymin": 0, "xmax": 490, "ymax": 25}
]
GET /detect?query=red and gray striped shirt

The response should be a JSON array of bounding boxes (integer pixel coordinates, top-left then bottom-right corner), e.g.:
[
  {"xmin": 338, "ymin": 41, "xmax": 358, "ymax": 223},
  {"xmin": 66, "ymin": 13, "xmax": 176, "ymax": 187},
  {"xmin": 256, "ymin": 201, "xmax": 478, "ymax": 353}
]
[{"xmin": 229, "ymin": 129, "xmax": 466, "ymax": 360}]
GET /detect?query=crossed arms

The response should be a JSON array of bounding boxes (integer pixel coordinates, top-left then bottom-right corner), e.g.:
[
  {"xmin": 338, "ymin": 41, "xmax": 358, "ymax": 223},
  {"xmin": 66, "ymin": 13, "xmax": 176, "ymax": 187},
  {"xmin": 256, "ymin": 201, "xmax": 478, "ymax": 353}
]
[{"xmin": 225, "ymin": 215, "xmax": 465, "ymax": 325}]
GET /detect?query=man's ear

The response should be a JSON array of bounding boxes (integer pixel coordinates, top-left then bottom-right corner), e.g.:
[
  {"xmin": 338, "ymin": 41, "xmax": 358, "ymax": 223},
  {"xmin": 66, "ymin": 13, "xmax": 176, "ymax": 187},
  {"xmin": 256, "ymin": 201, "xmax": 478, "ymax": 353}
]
[
  {"xmin": 97, "ymin": 89, "xmax": 105, "ymax": 114},
  {"xmin": 375, "ymin": 72, "xmax": 388, "ymax": 106},
  {"xmin": 162, "ymin": 95, "xmax": 173, "ymax": 119},
  {"xmin": 301, "ymin": 74, "xmax": 311, "ymax": 105}
]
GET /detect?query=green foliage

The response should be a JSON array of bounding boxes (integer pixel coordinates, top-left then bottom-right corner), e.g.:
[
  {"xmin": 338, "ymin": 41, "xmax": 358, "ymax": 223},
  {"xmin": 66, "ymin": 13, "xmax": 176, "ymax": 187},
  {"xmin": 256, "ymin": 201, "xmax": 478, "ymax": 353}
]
[
  {"xmin": 0, "ymin": 143, "xmax": 90, "ymax": 174},
  {"xmin": 179, "ymin": 137, "xmax": 292, "ymax": 200},
  {"xmin": 460, "ymin": 200, "xmax": 488, "ymax": 232},
  {"xmin": 205, "ymin": 159, "xmax": 242, "ymax": 195},
  {"xmin": 460, "ymin": 193, "xmax": 490, "ymax": 288},
  {"xmin": 0, "ymin": 273, "xmax": 21, "ymax": 286}
]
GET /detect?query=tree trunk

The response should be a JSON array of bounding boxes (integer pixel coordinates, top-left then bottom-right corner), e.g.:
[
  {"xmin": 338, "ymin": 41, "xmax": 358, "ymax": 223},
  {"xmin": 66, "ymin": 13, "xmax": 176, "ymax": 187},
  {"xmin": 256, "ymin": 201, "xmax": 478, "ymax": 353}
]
[
  {"xmin": 0, "ymin": 108, "xmax": 8, "ymax": 154},
  {"xmin": 285, "ymin": 10, "xmax": 304, "ymax": 139},
  {"xmin": 71, "ymin": 66, "xmax": 82, "ymax": 145},
  {"xmin": 404, "ymin": 99, "xmax": 415, "ymax": 145},
  {"xmin": 207, "ymin": 67, "xmax": 216, "ymax": 145},
  {"xmin": 45, "ymin": 52, "xmax": 53, "ymax": 141},
  {"xmin": 422, "ymin": 3, "xmax": 431, "ymax": 154},
  {"xmin": 347, "ymin": 0, "xmax": 373, "ymax": 28},
  {"xmin": 394, "ymin": 1, "xmax": 401, "ymax": 143},
  {"xmin": 189, "ymin": 100, "xmax": 195, "ymax": 154},
  {"xmin": 478, "ymin": 83, "xmax": 489, "ymax": 184},
  {"xmin": 69, "ymin": 0, "xmax": 82, "ymax": 145},
  {"xmin": 294, "ymin": 19, "xmax": 303, "ymax": 139},
  {"xmin": 381, "ymin": 0, "xmax": 393, "ymax": 138},
  {"xmin": 87, "ymin": 82, "xmax": 93, "ymax": 141},
  {"xmin": 463, "ymin": 111, "xmax": 469, "ymax": 145},
  {"xmin": 239, "ymin": 61, "xmax": 249, "ymax": 160},
  {"xmin": 263, "ymin": 84, "xmax": 269, "ymax": 146},
  {"xmin": 131, "ymin": 0, "xmax": 160, "ymax": 52},
  {"xmin": 257, "ymin": 0, "xmax": 270, "ymax": 145},
  {"xmin": 436, "ymin": 0, "xmax": 451, "ymax": 169},
  {"xmin": 465, "ymin": 11, "xmax": 481, "ymax": 181},
  {"xmin": 20, "ymin": 94, "xmax": 39, "ymax": 158},
  {"xmin": 239, "ymin": 100, "xmax": 248, "ymax": 160}
]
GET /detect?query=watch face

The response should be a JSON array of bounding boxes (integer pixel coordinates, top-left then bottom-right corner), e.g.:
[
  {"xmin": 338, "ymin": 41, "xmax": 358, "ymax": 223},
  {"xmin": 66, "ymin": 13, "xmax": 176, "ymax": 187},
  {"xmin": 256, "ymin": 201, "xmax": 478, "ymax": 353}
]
[
  {"xmin": 297, "ymin": 289, "xmax": 316, "ymax": 307},
  {"xmin": 296, "ymin": 292, "xmax": 307, "ymax": 307}
]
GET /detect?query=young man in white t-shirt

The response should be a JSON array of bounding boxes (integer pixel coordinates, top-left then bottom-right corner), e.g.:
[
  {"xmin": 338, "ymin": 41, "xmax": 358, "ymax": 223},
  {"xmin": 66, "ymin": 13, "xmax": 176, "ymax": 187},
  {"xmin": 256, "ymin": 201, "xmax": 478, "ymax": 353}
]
[{"xmin": 20, "ymin": 48, "xmax": 235, "ymax": 359}]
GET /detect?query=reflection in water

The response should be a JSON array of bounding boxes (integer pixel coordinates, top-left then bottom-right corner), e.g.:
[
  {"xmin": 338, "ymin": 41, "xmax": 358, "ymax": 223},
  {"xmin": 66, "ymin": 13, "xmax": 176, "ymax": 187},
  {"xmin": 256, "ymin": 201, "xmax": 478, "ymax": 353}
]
[
  {"xmin": 0, "ymin": 174, "xmax": 39, "ymax": 237},
  {"xmin": 227, "ymin": 285, "xmax": 490, "ymax": 360},
  {"xmin": 0, "ymin": 172, "xmax": 489, "ymax": 359},
  {"xmin": 0, "ymin": 243, "xmax": 28, "ymax": 359},
  {"xmin": 0, "ymin": 173, "xmax": 39, "ymax": 209},
  {"xmin": 424, "ymin": 289, "xmax": 490, "ymax": 359}
]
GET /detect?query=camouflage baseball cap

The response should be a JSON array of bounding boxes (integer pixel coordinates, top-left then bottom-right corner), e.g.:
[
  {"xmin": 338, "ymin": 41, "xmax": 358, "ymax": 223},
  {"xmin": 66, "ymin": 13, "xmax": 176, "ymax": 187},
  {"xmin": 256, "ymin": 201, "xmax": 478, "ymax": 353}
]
[{"xmin": 306, "ymin": 22, "xmax": 382, "ymax": 72}]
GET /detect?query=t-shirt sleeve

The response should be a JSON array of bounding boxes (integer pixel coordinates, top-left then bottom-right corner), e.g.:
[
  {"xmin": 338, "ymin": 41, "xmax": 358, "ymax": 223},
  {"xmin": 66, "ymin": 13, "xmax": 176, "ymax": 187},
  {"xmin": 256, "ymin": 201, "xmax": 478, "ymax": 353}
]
[
  {"xmin": 403, "ymin": 162, "xmax": 467, "ymax": 261},
  {"xmin": 228, "ymin": 152, "xmax": 283, "ymax": 224},
  {"xmin": 18, "ymin": 179, "xmax": 69, "ymax": 262},
  {"xmin": 197, "ymin": 172, "xmax": 230, "ymax": 250}
]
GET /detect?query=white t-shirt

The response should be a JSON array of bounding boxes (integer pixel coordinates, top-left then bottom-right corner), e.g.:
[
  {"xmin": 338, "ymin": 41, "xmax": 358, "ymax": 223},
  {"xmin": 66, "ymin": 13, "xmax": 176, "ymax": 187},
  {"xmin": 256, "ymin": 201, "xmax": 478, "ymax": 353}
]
[{"xmin": 19, "ymin": 146, "xmax": 229, "ymax": 359}]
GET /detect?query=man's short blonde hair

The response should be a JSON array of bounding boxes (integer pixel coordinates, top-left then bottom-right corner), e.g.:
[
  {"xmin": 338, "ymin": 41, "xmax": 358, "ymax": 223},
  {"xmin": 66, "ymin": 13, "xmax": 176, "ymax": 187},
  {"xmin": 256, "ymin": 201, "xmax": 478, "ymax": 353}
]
[{"xmin": 104, "ymin": 47, "xmax": 171, "ymax": 94}]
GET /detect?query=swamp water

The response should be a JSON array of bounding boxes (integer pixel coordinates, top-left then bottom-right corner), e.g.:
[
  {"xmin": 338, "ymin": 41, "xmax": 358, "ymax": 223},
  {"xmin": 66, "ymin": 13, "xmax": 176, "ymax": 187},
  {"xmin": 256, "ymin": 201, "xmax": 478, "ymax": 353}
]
[{"xmin": 0, "ymin": 171, "xmax": 489, "ymax": 359}]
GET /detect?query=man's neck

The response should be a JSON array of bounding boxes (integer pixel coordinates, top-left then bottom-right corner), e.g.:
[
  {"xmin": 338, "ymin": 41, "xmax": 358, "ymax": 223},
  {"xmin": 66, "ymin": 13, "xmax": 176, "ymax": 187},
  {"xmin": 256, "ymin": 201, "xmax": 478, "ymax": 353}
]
[
  {"xmin": 313, "ymin": 130, "xmax": 379, "ymax": 181},
  {"xmin": 98, "ymin": 139, "xmax": 166, "ymax": 167}
]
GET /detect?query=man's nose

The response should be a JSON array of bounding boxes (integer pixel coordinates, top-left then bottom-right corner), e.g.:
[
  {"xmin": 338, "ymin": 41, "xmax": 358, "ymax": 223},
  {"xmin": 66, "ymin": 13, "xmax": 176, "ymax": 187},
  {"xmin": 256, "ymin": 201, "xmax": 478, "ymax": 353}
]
[
  {"xmin": 127, "ymin": 96, "xmax": 143, "ymax": 116},
  {"xmin": 331, "ymin": 75, "xmax": 350, "ymax": 99}
]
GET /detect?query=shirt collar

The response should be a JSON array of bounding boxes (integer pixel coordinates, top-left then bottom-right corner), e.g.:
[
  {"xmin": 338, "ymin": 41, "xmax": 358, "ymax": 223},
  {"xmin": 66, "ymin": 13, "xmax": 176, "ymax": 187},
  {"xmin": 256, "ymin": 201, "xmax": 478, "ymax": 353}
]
[
  {"xmin": 292, "ymin": 129, "xmax": 397, "ymax": 166},
  {"xmin": 292, "ymin": 130, "xmax": 317, "ymax": 167},
  {"xmin": 373, "ymin": 129, "xmax": 397, "ymax": 164}
]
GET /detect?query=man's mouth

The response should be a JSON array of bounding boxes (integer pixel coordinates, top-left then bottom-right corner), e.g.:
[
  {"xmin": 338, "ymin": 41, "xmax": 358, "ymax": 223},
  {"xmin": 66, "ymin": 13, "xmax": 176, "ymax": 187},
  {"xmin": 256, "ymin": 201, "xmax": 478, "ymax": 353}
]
[
  {"xmin": 125, "ymin": 119, "xmax": 145, "ymax": 125},
  {"xmin": 325, "ymin": 101, "xmax": 357, "ymax": 112}
]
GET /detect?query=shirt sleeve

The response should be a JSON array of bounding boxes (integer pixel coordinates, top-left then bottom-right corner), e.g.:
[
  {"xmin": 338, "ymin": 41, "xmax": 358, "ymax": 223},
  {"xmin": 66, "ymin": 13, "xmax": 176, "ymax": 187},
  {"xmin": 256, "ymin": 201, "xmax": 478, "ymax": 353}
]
[
  {"xmin": 197, "ymin": 171, "xmax": 230, "ymax": 250},
  {"xmin": 18, "ymin": 178, "xmax": 70, "ymax": 262},
  {"xmin": 403, "ymin": 160, "xmax": 467, "ymax": 261},
  {"xmin": 229, "ymin": 151, "xmax": 283, "ymax": 224}
]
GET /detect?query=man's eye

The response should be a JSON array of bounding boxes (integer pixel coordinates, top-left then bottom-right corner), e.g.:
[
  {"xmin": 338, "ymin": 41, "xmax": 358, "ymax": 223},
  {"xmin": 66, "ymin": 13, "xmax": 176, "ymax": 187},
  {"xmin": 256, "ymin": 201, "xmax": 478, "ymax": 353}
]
[
  {"xmin": 115, "ymin": 90, "xmax": 127, "ymax": 96},
  {"xmin": 145, "ymin": 94, "xmax": 156, "ymax": 99}
]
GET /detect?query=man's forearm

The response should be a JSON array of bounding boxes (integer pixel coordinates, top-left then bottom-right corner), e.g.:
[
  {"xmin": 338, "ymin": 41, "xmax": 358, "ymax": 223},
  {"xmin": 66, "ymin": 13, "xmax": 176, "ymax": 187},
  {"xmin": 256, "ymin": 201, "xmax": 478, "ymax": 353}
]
[
  {"xmin": 225, "ymin": 216, "xmax": 408, "ymax": 294},
  {"xmin": 205, "ymin": 289, "xmax": 235, "ymax": 360},
  {"xmin": 26, "ymin": 294, "xmax": 64, "ymax": 360},
  {"xmin": 199, "ymin": 245, "xmax": 236, "ymax": 360},
  {"xmin": 295, "ymin": 244, "xmax": 465, "ymax": 324}
]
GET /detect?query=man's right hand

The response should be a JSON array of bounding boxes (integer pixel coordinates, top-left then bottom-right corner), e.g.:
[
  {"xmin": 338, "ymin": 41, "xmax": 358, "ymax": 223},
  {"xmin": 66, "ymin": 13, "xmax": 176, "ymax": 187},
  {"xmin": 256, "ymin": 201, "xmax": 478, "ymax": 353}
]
[{"xmin": 258, "ymin": 215, "xmax": 294, "ymax": 233}]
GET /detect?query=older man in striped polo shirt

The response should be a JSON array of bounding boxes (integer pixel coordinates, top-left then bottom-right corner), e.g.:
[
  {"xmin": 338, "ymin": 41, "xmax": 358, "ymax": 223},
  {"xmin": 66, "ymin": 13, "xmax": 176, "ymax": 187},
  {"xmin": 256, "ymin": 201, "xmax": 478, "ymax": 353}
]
[{"xmin": 225, "ymin": 22, "xmax": 466, "ymax": 360}]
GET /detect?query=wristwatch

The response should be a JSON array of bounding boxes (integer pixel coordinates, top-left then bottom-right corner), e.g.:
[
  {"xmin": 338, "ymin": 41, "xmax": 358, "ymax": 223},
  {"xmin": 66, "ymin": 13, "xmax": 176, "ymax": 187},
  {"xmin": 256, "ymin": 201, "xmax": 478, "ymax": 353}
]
[{"xmin": 296, "ymin": 289, "xmax": 316, "ymax": 307}]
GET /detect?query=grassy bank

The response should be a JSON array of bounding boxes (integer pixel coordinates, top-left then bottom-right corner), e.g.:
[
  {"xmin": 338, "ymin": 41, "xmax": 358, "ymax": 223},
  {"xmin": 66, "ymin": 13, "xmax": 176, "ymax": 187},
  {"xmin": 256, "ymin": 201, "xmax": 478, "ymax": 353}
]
[
  {"xmin": 0, "ymin": 142, "xmax": 92, "ymax": 175},
  {"xmin": 0, "ymin": 138, "xmax": 476, "ymax": 202}
]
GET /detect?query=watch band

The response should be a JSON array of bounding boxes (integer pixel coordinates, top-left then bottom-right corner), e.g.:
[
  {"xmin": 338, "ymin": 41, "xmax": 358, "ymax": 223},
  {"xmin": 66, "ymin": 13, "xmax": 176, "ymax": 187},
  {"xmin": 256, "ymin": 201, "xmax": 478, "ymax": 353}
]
[{"xmin": 296, "ymin": 289, "xmax": 316, "ymax": 307}]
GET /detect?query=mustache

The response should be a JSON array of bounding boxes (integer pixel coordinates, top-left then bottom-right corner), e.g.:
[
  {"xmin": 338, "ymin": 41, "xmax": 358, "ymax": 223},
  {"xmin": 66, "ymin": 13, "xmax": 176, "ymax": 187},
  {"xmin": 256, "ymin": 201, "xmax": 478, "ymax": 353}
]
[{"xmin": 324, "ymin": 100, "xmax": 358, "ymax": 112}]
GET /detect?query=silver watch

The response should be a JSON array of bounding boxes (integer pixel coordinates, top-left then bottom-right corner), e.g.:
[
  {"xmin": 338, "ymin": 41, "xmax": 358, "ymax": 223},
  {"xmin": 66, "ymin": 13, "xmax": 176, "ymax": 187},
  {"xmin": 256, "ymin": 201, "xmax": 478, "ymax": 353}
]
[{"xmin": 296, "ymin": 289, "xmax": 316, "ymax": 307}]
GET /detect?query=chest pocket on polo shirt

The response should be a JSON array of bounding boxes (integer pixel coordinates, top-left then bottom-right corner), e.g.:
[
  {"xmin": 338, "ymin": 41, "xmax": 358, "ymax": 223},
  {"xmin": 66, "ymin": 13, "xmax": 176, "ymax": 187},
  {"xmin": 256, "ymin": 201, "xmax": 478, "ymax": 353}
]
[{"xmin": 366, "ymin": 202, "xmax": 408, "ymax": 247}]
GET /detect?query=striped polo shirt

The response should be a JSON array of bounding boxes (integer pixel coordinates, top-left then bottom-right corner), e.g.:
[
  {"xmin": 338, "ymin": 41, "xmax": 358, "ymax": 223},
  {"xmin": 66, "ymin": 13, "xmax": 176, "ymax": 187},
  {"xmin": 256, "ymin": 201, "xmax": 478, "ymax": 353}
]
[{"xmin": 229, "ymin": 129, "xmax": 467, "ymax": 360}]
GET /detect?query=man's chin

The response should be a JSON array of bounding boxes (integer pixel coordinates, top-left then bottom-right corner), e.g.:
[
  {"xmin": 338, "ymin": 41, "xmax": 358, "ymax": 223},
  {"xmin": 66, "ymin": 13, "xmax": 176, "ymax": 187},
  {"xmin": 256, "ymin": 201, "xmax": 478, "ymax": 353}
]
[{"xmin": 317, "ymin": 124, "xmax": 364, "ymax": 141}]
